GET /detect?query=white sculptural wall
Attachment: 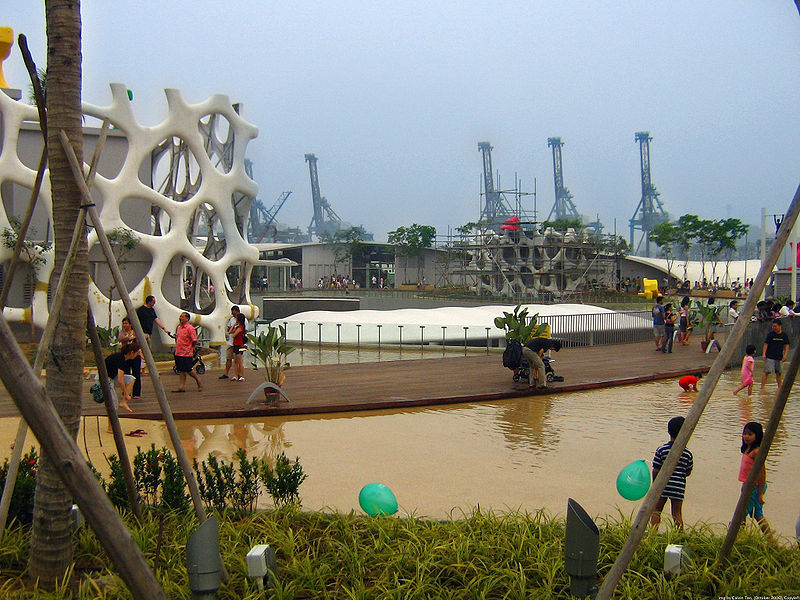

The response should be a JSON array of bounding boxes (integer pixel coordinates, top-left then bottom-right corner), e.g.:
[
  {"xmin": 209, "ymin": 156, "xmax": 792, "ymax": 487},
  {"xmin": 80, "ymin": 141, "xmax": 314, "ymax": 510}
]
[{"xmin": 0, "ymin": 83, "xmax": 260, "ymax": 343}]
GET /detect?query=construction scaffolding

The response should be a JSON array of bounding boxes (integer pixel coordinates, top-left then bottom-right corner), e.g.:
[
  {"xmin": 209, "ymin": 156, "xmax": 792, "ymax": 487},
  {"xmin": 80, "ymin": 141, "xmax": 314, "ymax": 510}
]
[{"xmin": 436, "ymin": 224, "xmax": 620, "ymax": 301}]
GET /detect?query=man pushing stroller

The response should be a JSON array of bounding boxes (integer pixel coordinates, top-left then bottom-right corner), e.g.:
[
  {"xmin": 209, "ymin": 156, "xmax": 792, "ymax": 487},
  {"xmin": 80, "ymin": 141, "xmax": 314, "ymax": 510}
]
[{"xmin": 522, "ymin": 338, "xmax": 562, "ymax": 389}]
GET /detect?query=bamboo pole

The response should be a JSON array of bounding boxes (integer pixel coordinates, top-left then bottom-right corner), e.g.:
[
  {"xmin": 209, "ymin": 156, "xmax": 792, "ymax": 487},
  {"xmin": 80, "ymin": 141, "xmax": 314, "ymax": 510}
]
[
  {"xmin": 595, "ymin": 184, "xmax": 800, "ymax": 600},
  {"xmin": 717, "ymin": 341, "xmax": 800, "ymax": 563},
  {"xmin": 0, "ymin": 122, "xmax": 113, "ymax": 540},
  {"xmin": 0, "ymin": 314, "xmax": 167, "ymax": 599},
  {"xmin": 57, "ymin": 129, "xmax": 209, "ymax": 525},
  {"xmin": 0, "ymin": 35, "xmax": 49, "ymax": 311},
  {"xmin": 86, "ymin": 308, "xmax": 143, "ymax": 521}
]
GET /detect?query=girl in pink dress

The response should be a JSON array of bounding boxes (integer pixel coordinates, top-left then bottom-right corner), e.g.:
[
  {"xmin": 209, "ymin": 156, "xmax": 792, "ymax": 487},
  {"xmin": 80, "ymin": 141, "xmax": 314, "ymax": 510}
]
[
  {"xmin": 734, "ymin": 344, "xmax": 756, "ymax": 396},
  {"xmin": 738, "ymin": 421, "xmax": 771, "ymax": 534}
]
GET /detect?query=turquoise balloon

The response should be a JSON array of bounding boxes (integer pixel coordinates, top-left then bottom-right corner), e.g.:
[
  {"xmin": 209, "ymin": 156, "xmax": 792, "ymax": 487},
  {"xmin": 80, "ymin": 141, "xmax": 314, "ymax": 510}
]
[
  {"xmin": 616, "ymin": 460, "xmax": 651, "ymax": 501},
  {"xmin": 358, "ymin": 483, "xmax": 398, "ymax": 516}
]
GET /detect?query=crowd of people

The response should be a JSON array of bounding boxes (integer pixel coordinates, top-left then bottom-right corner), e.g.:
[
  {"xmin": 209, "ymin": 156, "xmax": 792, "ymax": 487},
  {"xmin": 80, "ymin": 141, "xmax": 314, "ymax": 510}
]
[
  {"xmin": 101, "ymin": 295, "xmax": 208, "ymax": 414},
  {"xmin": 619, "ymin": 275, "xmax": 754, "ymax": 296},
  {"xmin": 651, "ymin": 286, "xmax": 797, "ymax": 537}
]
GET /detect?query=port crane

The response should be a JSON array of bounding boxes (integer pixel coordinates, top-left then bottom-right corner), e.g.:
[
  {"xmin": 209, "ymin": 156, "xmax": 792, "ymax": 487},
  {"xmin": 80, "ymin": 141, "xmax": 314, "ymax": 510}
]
[
  {"xmin": 477, "ymin": 142, "xmax": 516, "ymax": 229},
  {"xmin": 249, "ymin": 191, "xmax": 292, "ymax": 243},
  {"xmin": 546, "ymin": 137, "xmax": 581, "ymax": 222},
  {"xmin": 629, "ymin": 131, "xmax": 668, "ymax": 256},
  {"xmin": 305, "ymin": 153, "xmax": 343, "ymax": 239}
]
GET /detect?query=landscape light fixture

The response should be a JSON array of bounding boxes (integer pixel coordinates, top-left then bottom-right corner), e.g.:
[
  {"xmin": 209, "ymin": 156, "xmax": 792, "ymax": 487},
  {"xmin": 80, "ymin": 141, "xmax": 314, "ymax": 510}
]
[
  {"xmin": 246, "ymin": 544, "xmax": 277, "ymax": 591},
  {"xmin": 664, "ymin": 544, "xmax": 690, "ymax": 576},
  {"xmin": 564, "ymin": 498, "xmax": 599, "ymax": 598},
  {"xmin": 186, "ymin": 515, "xmax": 222, "ymax": 600},
  {"xmin": 70, "ymin": 504, "xmax": 84, "ymax": 533}
]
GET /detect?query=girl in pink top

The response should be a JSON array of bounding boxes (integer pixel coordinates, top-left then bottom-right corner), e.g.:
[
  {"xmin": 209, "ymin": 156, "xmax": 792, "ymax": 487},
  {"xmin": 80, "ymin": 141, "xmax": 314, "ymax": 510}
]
[
  {"xmin": 734, "ymin": 344, "xmax": 756, "ymax": 396},
  {"xmin": 738, "ymin": 421, "xmax": 771, "ymax": 534}
]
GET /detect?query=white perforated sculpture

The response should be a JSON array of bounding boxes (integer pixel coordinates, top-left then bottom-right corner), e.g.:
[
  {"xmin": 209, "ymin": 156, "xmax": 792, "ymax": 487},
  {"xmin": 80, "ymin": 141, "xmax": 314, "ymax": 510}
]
[{"xmin": 0, "ymin": 83, "xmax": 259, "ymax": 343}]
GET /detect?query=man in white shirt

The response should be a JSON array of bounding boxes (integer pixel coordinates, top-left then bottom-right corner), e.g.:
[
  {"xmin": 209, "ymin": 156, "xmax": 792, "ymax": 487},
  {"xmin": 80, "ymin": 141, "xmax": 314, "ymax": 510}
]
[
  {"xmin": 778, "ymin": 299, "xmax": 797, "ymax": 318},
  {"xmin": 727, "ymin": 300, "xmax": 740, "ymax": 324},
  {"xmin": 219, "ymin": 305, "xmax": 249, "ymax": 379}
]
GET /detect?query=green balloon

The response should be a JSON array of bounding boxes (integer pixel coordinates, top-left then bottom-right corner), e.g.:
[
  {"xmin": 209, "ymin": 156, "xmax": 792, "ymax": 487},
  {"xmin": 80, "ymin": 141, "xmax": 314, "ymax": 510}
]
[
  {"xmin": 616, "ymin": 459, "xmax": 651, "ymax": 501},
  {"xmin": 358, "ymin": 483, "xmax": 398, "ymax": 516}
]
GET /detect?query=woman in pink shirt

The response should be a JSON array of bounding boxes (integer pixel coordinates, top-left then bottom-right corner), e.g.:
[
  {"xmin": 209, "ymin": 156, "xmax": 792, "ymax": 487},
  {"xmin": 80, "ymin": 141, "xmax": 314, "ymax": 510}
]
[{"xmin": 173, "ymin": 312, "xmax": 202, "ymax": 392}]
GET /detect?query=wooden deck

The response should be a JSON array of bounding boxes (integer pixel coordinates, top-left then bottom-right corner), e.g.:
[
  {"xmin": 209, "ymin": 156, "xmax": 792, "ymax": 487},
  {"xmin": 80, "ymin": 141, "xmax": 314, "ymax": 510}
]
[{"xmin": 0, "ymin": 341, "xmax": 719, "ymax": 421}]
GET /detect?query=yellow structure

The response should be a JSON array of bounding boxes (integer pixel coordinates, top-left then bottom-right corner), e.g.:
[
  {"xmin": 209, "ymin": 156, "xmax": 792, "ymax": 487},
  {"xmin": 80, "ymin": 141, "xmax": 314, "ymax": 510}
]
[
  {"xmin": 637, "ymin": 278, "xmax": 659, "ymax": 300},
  {"xmin": 0, "ymin": 27, "xmax": 12, "ymax": 89}
]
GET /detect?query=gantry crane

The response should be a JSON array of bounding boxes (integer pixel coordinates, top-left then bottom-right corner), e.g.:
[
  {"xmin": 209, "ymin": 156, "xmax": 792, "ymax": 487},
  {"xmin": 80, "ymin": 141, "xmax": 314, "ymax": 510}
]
[
  {"xmin": 629, "ymin": 131, "xmax": 668, "ymax": 256},
  {"xmin": 305, "ymin": 153, "xmax": 343, "ymax": 239},
  {"xmin": 242, "ymin": 159, "xmax": 292, "ymax": 242},
  {"xmin": 546, "ymin": 137, "xmax": 581, "ymax": 223},
  {"xmin": 477, "ymin": 142, "xmax": 515, "ymax": 229},
  {"xmin": 249, "ymin": 191, "xmax": 292, "ymax": 243}
]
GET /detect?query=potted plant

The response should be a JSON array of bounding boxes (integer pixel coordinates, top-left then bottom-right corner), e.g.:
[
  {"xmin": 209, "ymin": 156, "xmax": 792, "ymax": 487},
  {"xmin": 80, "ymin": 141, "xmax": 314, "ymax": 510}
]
[
  {"xmin": 246, "ymin": 324, "xmax": 295, "ymax": 404},
  {"xmin": 494, "ymin": 304, "xmax": 549, "ymax": 343},
  {"xmin": 690, "ymin": 301, "xmax": 723, "ymax": 351}
]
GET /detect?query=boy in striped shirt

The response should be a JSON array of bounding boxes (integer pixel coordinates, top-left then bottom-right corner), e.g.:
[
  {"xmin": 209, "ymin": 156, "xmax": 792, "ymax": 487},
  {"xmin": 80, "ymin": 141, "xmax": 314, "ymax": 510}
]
[{"xmin": 650, "ymin": 416, "xmax": 694, "ymax": 529}]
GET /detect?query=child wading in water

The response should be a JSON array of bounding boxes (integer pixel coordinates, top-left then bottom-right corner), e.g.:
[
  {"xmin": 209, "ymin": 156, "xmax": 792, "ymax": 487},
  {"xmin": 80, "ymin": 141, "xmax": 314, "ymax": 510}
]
[
  {"xmin": 734, "ymin": 345, "xmax": 756, "ymax": 396},
  {"xmin": 739, "ymin": 421, "xmax": 771, "ymax": 534},
  {"xmin": 650, "ymin": 416, "xmax": 693, "ymax": 529}
]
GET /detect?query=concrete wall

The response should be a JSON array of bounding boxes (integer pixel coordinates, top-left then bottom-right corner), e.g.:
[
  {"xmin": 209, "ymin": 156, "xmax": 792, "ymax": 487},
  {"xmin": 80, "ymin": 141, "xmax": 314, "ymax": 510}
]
[{"xmin": 262, "ymin": 296, "xmax": 360, "ymax": 322}]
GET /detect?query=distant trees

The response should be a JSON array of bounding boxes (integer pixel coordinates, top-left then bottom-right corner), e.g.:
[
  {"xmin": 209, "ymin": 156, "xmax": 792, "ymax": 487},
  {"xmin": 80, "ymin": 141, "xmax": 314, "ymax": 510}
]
[
  {"xmin": 540, "ymin": 217, "xmax": 583, "ymax": 233},
  {"xmin": 321, "ymin": 226, "xmax": 367, "ymax": 277},
  {"xmin": 387, "ymin": 224, "xmax": 436, "ymax": 284},
  {"xmin": 651, "ymin": 214, "xmax": 749, "ymax": 286}
]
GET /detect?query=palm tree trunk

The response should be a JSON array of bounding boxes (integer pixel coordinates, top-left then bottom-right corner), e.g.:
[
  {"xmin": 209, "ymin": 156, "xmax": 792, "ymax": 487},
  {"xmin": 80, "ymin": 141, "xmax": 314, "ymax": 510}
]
[{"xmin": 28, "ymin": 0, "xmax": 88, "ymax": 586}]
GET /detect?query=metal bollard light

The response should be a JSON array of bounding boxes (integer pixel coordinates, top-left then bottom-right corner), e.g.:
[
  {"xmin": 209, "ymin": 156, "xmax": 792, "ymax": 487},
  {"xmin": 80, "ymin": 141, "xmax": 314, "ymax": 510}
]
[
  {"xmin": 186, "ymin": 515, "xmax": 222, "ymax": 600},
  {"xmin": 564, "ymin": 498, "xmax": 599, "ymax": 598},
  {"xmin": 246, "ymin": 544, "xmax": 277, "ymax": 591}
]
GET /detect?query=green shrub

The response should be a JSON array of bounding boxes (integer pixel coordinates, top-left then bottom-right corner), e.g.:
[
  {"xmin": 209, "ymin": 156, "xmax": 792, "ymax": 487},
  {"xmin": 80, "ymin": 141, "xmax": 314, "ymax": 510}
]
[
  {"xmin": 133, "ymin": 444, "xmax": 163, "ymax": 506},
  {"xmin": 259, "ymin": 451, "xmax": 307, "ymax": 507},
  {"xmin": 160, "ymin": 451, "xmax": 190, "ymax": 512},
  {"xmin": 0, "ymin": 447, "xmax": 38, "ymax": 526},
  {"xmin": 104, "ymin": 454, "xmax": 131, "ymax": 511}
]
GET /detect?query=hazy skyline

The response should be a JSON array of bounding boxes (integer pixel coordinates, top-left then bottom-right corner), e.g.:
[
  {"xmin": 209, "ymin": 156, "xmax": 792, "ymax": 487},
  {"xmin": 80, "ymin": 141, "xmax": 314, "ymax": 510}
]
[{"xmin": 4, "ymin": 2, "xmax": 800, "ymax": 244}]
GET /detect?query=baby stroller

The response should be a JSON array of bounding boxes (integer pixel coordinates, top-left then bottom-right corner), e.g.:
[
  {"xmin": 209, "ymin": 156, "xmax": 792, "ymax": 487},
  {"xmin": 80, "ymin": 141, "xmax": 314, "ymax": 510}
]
[
  {"xmin": 502, "ymin": 338, "xmax": 564, "ymax": 384},
  {"xmin": 169, "ymin": 331, "xmax": 207, "ymax": 375},
  {"xmin": 173, "ymin": 346, "xmax": 206, "ymax": 375},
  {"xmin": 513, "ymin": 355, "xmax": 563, "ymax": 384}
]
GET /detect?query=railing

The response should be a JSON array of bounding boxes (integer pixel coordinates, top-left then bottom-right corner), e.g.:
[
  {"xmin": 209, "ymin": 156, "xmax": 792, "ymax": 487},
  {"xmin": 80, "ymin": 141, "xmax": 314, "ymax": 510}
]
[
  {"xmin": 542, "ymin": 310, "xmax": 653, "ymax": 347},
  {"xmin": 254, "ymin": 309, "xmax": 654, "ymax": 352}
]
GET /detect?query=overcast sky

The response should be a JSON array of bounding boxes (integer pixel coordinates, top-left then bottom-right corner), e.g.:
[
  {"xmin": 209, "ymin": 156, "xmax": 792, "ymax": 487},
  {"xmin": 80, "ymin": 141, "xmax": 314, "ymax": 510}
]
[{"xmin": 4, "ymin": 2, "xmax": 800, "ymax": 245}]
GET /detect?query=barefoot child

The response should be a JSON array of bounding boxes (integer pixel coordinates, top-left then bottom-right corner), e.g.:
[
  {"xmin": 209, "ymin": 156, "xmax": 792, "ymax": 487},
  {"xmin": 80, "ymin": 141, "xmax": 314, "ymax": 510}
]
[
  {"xmin": 739, "ymin": 421, "xmax": 771, "ymax": 534},
  {"xmin": 734, "ymin": 345, "xmax": 756, "ymax": 396},
  {"xmin": 678, "ymin": 373, "xmax": 702, "ymax": 392},
  {"xmin": 650, "ymin": 416, "xmax": 694, "ymax": 529}
]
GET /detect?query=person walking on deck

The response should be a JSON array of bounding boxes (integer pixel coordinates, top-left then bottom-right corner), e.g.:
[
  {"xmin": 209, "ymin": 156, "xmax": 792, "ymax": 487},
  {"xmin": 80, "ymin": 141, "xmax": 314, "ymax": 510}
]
[{"xmin": 652, "ymin": 296, "xmax": 666, "ymax": 351}]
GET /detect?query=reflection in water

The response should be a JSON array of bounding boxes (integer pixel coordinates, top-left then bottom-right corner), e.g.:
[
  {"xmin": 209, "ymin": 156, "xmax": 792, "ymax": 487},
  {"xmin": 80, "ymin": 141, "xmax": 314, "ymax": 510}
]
[
  {"xmin": 151, "ymin": 370, "xmax": 800, "ymax": 538},
  {"xmin": 4, "ymin": 359, "xmax": 797, "ymax": 539},
  {"xmin": 491, "ymin": 396, "xmax": 557, "ymax": 457}
]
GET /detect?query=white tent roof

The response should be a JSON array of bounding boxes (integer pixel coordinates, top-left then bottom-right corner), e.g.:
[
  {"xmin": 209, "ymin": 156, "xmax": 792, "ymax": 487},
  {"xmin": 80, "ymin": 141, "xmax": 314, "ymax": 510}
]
[{"xmin": 625, "ymin": 256, "xmax": 765, "ymax": 285}]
